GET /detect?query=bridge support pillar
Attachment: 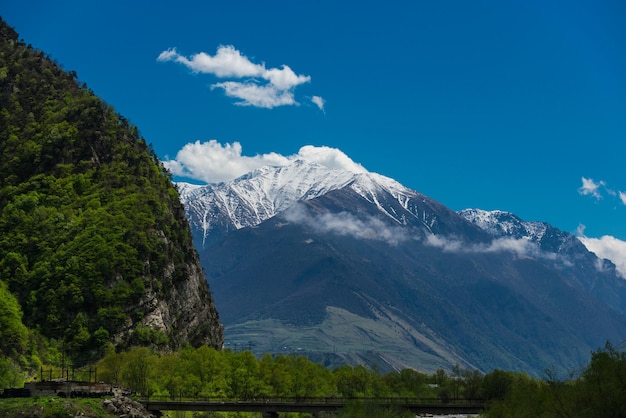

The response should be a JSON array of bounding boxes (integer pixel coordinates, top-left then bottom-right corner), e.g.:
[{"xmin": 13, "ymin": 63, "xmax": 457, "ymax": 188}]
[{"xmin": 262, "ymin": 412, "xmax": 279, "ymax": 418}]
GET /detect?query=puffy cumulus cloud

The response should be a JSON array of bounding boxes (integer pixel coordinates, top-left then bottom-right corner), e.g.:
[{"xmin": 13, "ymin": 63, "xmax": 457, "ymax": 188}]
[
  {"xmin": 311, "ymin": 95, "xmax": 325, "ymax": 112},
  {"xmin": 157, "ymin": 45, "xmax": 312, "ymax": 108},
  {"xmin": 577, "ymin": 231, "xmax": 626, "ymax": 279},
  {"xmin": 284, "ymin": 204, "xmax": 409, "ymax": 246},
  {"xmin": 163, "ymin": 140, "xmax": 289, "ymax": 183},
  {"xmin": 164, "ymin": 141, "xmax": 367, "ymax": 183},
  {"xmin": 263, "ymin": 65, "xmax": 310, "ymax": 90},
  {"xmin": 297, "ymin": 145, "xmax": 367, "ymax": 174},
  {"xmin": 425, "ymin": 235, "xmax": 555, "ymax": 260},
  {"xmin": 157, "ymin": 46, "xmax": 263, "ymax": 77},
  {"xmin": 620, "ymin": 191, "xmax": 626, "ymax": 206}
]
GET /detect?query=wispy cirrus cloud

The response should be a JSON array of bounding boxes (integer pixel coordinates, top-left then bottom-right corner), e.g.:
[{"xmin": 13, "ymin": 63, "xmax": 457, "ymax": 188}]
[
  {"xmin": 157, "ymin": 45, "xmax": 324, "ymax": 109},
  {"xmin": 578, "ymin": 177, "xmax": 625, "ymax": 205},
  {"xmin": 311, "ymin": 95, "xmax": 325, "ymax": 112},
  {"xmin": 164, "ymin": 141, "xmax": 366, "ymax": 183},
  {"xmin": 425, "ymin": 234, "xmax": 556, "ymax": 260},
  {"xmin": 578, "ymin": 177, "xmax": 605, "ymax": 199}
]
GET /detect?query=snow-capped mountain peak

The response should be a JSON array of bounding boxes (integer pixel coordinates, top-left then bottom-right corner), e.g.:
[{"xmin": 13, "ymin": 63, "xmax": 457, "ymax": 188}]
[
  {"xmin": 177, "ymin": 160, "xmax": 362, "ymax": 247},
  {"xmin": 177, "ymin": 159, "xmax": 434, "ymax": 248}
]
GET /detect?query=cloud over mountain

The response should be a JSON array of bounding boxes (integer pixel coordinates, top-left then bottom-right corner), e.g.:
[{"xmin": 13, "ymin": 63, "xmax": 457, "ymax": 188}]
[
  {"xmin": 425, "ymin": 234, "xmax": 556, "ymax": 260},
  {"xmin": 578, "ymin": 232, "xmax": 626, "ymax": 279},
  {"xmin": 284, "ymin": 203, "xmax": 410, "ymax": 246},
  {"xmin": 157, "ymin": 45, "xmax": 322, "ymax": 109},
  {"xmin": 164, "ymin": 141, "xmax": 366, "ymax": 183}
]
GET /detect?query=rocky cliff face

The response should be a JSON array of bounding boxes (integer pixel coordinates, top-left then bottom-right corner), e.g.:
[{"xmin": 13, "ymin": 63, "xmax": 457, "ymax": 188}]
[{"xmin": 139, "ymin": 249, "xmax": 223, "ymax": 349}]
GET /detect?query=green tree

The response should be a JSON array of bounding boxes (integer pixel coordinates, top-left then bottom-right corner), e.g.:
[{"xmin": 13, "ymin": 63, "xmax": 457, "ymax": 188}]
[
  {"xmin": 0, "ymin": 357, "xmax": 23, "ymax": 389},
  {"xmin": 575, "ymin": 342, "xmax": 626, "ymax": 417},
  {"xmin": 334, "ymin": 365, "xmax": 379, "ymax": 398},
  {"xmin": 0, "ymin": 279, "xmax": 29, "ymax": 357},
  {"xmin": 259, "ymin": 354, "xmax": 293, "ymax": 397},
  {"xmin": 96, "ymin": 351, "xmax": 124, "ymax": 385},
  {"xmin": 381, "ymin": 368, "xmax": 431, "ymax": 398},
  {"xmin": 482, "ymin": 369, "xmax": 515, "ymax": 401},
  {"xmin": 228, "ymin": 350, "xmax": 261, "ymax": 398},
  {"xmin": 462, "ymin": 368, "xmax": 484, "ymax": 400},
  {"xmin": 121, "ymin": 347, "xmax": 156, "ymax": 395}
]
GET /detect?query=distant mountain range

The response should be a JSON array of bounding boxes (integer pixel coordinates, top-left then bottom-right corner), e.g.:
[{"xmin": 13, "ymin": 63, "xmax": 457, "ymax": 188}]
[{"xmin": 178, "ymin": 160, "xmax": 626, "ymax": 375}]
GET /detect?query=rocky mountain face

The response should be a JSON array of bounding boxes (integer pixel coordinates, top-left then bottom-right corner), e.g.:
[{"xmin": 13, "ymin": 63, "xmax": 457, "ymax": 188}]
[
  {"xmin": 459, "ymin": 209, "xmax": 626, "ymax": 315},
  {"xmin": 180, "ymin": 160, "xmax": 626, "ymax": 375},
  {"xmin": 0, "ymin": 18, "xmax": 222, "ymax": 363}
]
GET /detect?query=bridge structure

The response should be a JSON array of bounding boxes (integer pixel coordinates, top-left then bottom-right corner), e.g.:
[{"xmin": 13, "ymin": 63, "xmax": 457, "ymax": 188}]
[{"xmin": 141, "ymin": 397, "xmax": 486, "ymax": 417}]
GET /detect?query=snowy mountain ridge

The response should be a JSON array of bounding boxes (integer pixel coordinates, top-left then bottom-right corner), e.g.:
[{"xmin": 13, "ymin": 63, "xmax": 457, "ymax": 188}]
[
  {"xmin": 177, "ymin": 160, "xmax": 427, "ymax": 248},
  {"xmin": 458, "ymin": 208, "xmax": 548, "ymax": 242}
]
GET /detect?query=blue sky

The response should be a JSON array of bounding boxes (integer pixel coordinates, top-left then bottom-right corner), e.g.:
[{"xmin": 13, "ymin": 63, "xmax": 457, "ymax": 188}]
[{"xmin": 3, "ymin": 1, "xmax": 625, "ymax": 263}]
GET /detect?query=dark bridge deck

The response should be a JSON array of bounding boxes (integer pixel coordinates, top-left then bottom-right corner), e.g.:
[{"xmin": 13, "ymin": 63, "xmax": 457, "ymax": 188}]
[{"xmin": 141, "ymin": 397, "xmax": 486, "ymax": 415}]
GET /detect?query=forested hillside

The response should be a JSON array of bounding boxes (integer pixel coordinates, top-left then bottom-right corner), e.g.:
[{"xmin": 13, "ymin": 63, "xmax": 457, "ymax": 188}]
[{"xmin": 0, "ymin": 17, "xmax": 222, "ymax": 374}]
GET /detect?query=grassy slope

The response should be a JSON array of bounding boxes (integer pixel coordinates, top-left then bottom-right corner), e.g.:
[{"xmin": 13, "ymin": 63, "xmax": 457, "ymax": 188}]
[
  {"xmin": 0, "ymin": 397, "xmax": 112, "ymax": 418},
  {"xmin": 225, "ymin": 306, "xmax": 467, "ymax": 373}
]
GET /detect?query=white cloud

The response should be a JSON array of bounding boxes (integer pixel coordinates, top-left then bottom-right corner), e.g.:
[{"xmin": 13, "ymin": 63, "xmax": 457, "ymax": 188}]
[
  {"xmin": 164, "ymin": 141, "xmax": 366, "ymax": 183},
  {"xmin": 157, "ymin": 46, "xmax": 263, "ymax": 77},
  {"xmin": 157, "ymin": 45, "xmax": 313, "ymax": 108},
  {"xmin": 578, "ymin": 232, "xmax": 626, "ymax": 279},
  {"xmin": 164, "ymin": 140, "xmax": 289, "ymax": 183},
  {"xmin": 425, "ymin": 235, "xmax": 555, "ymax": 260},
  {"xmin": 296, "ymin": 145, "xmax": 367, "ymax": 174},
  {"xmin": 263, "ymin": 65, "xmax": 311, "ymax": 90},
  {"xmin": 578, "ymin": 177, "xmax": 604, "ymax": 199},
  {"xmin": 311, "ymin": 95, "xmax": 325, "ymax": 112},
  {"xmin": 156, "ymin": 48, "xmax": 178, "ymax": 62},
  {"xmin": 284, "ymin": 203, "xmax": 409, "ymax": 246},
  {"xmin": 578, "ymin": 176, "xmax": 626, "ymax": 203},
  {"xmin": 212, "ymin": 81, "xmax": 296, "ymax": 108}
]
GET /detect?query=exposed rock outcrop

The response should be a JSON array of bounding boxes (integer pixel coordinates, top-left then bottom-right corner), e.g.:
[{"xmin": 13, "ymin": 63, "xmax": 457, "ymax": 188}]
[{"xmin": 103, "ymin": 397, "xmax": 155, "ymax": 418}]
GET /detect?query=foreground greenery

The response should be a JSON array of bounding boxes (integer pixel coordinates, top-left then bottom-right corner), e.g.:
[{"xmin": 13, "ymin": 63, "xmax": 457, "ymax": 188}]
[
  {"xmin": 89, "ymin": 342, "xmax": 626, "ymax": 417},
  {"xmin": 5, "ymin": 341, "xmax": 624, "ymax": 416},
  {"xmin": 0, "ymin": 396, "xmax": 113, "ymax": 418}
]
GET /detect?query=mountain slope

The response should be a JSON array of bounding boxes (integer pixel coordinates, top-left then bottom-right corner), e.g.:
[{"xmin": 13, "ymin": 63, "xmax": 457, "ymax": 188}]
[
  {"xmin": 460, "ymin": 208, "xmax": 626, "ymax": 315},
  {"xmin": 182, "ymin": 160, "xmax": 626, "ymax": 375},
  {"xmin": 0, "ymin": 18, "xmax": 223, "ymax": 365}
]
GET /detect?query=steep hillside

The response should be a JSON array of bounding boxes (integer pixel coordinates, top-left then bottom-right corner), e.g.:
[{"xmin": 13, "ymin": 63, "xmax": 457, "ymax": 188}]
[{"xmin": 0, "ymin": 18, "xmax": 222, "ymax": 366}]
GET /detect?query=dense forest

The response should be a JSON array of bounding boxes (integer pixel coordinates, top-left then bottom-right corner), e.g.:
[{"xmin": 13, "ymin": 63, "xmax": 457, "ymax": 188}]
[{"xmin": 0, "ymin": 15, "xmax": 221, "ymax": 381}]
